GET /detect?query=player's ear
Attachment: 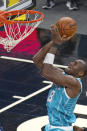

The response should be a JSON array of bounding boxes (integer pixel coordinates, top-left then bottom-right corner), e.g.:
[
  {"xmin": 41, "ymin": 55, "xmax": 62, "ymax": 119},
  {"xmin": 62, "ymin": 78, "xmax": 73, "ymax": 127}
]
[{"xmin": 78, "ymin": 71, "xmax": 84, "ymax": 77}]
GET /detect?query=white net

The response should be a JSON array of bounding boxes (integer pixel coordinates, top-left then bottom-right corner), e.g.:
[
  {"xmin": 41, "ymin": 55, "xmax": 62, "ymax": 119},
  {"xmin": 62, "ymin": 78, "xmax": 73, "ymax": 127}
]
[{"xmin": 0, "ymin": 10, "xmax": 44, "ymax": 52}]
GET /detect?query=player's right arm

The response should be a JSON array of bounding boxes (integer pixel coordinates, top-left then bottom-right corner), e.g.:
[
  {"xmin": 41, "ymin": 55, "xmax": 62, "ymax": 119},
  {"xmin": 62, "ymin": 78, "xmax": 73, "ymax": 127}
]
[
  {"xmin": 33, "ymin": 40, "xmax": 54, "ymax": 69},
  {"xmin": 33, "ymin": 24, "xmax": 71, "ymax": 70},
  {"xmin": 33, "ymin": 24, "xmax": 63, "ymax": 69}
]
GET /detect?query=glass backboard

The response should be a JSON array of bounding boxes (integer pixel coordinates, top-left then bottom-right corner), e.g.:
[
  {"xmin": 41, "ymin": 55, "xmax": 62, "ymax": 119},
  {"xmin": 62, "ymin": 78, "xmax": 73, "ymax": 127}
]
[{"xmin": 0, "ymin": 0, "xmax": 36, "ymax": 11}]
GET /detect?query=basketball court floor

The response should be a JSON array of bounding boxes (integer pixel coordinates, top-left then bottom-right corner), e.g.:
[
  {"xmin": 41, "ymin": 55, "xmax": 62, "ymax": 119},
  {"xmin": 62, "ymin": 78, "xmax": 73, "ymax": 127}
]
[{"xmin": 0, "ymin": 0, "xmax": 87, "ymax": 131}]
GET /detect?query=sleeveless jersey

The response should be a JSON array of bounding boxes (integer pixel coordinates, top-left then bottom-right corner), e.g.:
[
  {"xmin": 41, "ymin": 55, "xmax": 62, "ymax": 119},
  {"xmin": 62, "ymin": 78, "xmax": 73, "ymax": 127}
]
[{"xmin": 46, "ymin": 75, "xmax": 82, "ymax": 127}]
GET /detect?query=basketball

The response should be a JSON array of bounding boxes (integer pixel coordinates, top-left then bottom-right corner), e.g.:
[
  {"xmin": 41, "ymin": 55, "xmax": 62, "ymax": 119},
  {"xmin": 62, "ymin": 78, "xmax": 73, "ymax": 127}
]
[{"xmin": 56, "ymin": 17, "xmax": 77, "ymax": 38}]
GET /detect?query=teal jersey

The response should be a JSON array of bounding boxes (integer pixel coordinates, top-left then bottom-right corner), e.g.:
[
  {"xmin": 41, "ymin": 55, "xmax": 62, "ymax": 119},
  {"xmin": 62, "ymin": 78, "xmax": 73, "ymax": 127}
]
[{"xmin": 46, "ymin": 76, "xmax": 82, "ymax": 127}]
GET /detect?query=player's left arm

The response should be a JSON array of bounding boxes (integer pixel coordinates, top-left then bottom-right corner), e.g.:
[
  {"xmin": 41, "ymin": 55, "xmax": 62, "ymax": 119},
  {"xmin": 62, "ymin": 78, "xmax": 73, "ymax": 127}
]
[{"xmin": 40, "ymin": 63, "xmax": 81, "ymax": 91}]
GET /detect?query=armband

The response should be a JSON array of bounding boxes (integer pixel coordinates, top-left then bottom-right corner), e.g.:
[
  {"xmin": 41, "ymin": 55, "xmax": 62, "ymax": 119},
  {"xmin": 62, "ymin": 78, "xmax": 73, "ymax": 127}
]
[{"xmin": 43, "ymin": 53, "xmax": 55, "ymax": 64}]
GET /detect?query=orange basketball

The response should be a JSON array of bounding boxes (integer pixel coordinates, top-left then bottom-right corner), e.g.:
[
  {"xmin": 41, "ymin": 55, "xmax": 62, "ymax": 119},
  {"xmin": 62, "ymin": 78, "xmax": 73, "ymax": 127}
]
[{"xmin": 56, "ymin": 17, "xmax": 77, "ymax": 38}]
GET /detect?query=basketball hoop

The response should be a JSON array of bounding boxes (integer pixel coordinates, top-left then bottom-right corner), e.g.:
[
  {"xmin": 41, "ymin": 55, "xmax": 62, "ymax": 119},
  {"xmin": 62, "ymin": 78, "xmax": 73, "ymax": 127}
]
[{"xmin": 0, "ymin": 10, "xmax": 44, "ymax": 52}]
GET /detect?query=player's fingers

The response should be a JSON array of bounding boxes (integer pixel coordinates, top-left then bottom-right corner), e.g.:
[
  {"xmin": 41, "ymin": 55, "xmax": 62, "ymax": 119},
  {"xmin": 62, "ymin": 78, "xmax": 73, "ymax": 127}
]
[
  {"xmin": 50, "ymin": 24, "xmax": 58, "ymax": 37},
  {"xmin": 50, "ymin": 24, "xmax": 56, "ymax": 32},
  {"xmin": 50, "ymin": 24, "xmax": 62, "ymax": 42},
  {"xmin": 50, "ymin": 24, "xmax": 61, "ymax": 37},
  {"xmin": 55, "ymin": 26, "xmax": 62, "ymax": 40},
  {"xmin": 62, "ymin": 35, "xmax": 71, "ymax": 41}
]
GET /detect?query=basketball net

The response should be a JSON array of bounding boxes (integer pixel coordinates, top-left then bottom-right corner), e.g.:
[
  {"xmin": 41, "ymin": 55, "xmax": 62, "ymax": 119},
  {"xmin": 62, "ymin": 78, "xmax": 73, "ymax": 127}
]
[{"xmin": 0, "ymin": 10, "xmax": 44, "ymax": 52}]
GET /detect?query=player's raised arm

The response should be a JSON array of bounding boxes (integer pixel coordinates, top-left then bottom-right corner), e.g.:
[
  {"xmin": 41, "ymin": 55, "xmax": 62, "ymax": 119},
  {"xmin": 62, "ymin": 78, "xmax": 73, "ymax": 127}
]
[
  {"xmin": 33, "ymin": 24, "xmax": 64, "ymax": 69},
  {"xmin": 39, "ymin": 25, "xmax": 87, "ymax": 98},
  {"xmin": 40, "ymin": 25, "xmax": 81, "ymax": 93}
]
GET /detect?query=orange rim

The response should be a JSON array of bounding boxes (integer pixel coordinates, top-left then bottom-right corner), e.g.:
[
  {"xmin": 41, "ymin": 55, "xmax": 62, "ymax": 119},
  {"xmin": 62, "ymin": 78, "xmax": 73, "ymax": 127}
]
[
  {"xmin": 0, "ymin": 10, "xmax": 5, "ymax": 14},
  {"xmin": 1, "ymin": 10, "xmax": 44, "ymax": 24},
  {"xmin": 0, "ymin": 10, "xmax": 6, "ymax": 26}
]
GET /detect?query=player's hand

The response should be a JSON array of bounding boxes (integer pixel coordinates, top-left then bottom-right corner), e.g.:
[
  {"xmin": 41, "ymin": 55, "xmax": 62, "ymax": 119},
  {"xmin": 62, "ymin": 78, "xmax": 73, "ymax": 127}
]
[
  {"xmin": 50, "ymin": 24, "xmax": 71, "ymax": 45},
  {"xmin": 62, "ymin": 34, "xmax": 73, "ymax": 41},
  {"xmin": 50, "ymin": 24, "xmax": 62, "ymax": 45}
]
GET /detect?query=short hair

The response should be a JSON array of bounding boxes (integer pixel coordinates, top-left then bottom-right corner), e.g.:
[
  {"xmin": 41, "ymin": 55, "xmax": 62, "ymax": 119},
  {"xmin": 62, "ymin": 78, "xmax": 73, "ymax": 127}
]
[{"xmin": 82, "ymin": 60, "xmax": 87, "ymax": 76}]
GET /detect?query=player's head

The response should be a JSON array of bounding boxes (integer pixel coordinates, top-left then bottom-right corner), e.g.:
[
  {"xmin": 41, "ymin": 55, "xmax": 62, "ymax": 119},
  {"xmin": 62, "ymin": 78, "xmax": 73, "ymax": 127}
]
[{"xmin": 65, "ymin": 59, "xmax": 87, "ymax": 77}]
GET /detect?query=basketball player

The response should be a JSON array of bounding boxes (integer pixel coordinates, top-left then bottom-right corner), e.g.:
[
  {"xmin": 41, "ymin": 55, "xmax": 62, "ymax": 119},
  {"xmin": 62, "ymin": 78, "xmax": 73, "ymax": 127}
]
[{"xmin": 33, "ymin": 24, "xmax": 87, "ymax": 131}]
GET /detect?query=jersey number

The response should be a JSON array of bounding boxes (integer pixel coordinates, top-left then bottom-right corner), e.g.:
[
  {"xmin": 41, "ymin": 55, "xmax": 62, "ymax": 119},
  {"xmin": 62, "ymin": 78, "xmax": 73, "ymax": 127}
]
[{"xmin": 47, "ymin": 90, "xmax": 55, "ymax": 102}]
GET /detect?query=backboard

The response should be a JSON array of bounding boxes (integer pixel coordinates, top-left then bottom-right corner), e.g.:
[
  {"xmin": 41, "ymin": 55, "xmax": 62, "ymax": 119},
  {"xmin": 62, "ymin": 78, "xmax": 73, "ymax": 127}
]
[{"xmin": 0, "ymin": 0, "xmax": 36, "ymax": 11}]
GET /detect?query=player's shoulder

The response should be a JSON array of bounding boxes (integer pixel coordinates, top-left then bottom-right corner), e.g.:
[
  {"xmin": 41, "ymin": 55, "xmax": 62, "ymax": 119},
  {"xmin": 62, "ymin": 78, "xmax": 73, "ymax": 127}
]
[
  {"xmin": 53, "ymin": 66, "xmax": 64, "ymax": 72},
  {"xmin": 63, "ymin": 72, "xmax": 82, "ymax": 88}
]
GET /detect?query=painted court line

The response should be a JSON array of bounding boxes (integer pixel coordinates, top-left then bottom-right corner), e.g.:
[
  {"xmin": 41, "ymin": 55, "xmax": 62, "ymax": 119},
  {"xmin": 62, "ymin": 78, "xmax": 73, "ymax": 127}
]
[
  {"xmin": 0, "ymin": 82, "xmax": 52, "ymax": 113},
  {"xmin": 0, "ymin": 56, "xmax": 87, "ymax": 116},
  {"xmin": 13, "ymin": 81, "xmax": 52, "ymax": 100},
  {"xmin": 0, "ymin": 56, "xmax": 67, "ymax": 113},
  {"xmin": 74, "ymin": 104, "xmax": 87, "ymax": 115},
  {"xmin": 0, "ymin": 56, "xmax": 68, "ymax": 68},
  {"xmin": 13, "ymin": 96, "xmax": 24, "ymax": 99},
  {"xmin": 17, "ymin": 116, "xmax": 87, "ymax": 131}
]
